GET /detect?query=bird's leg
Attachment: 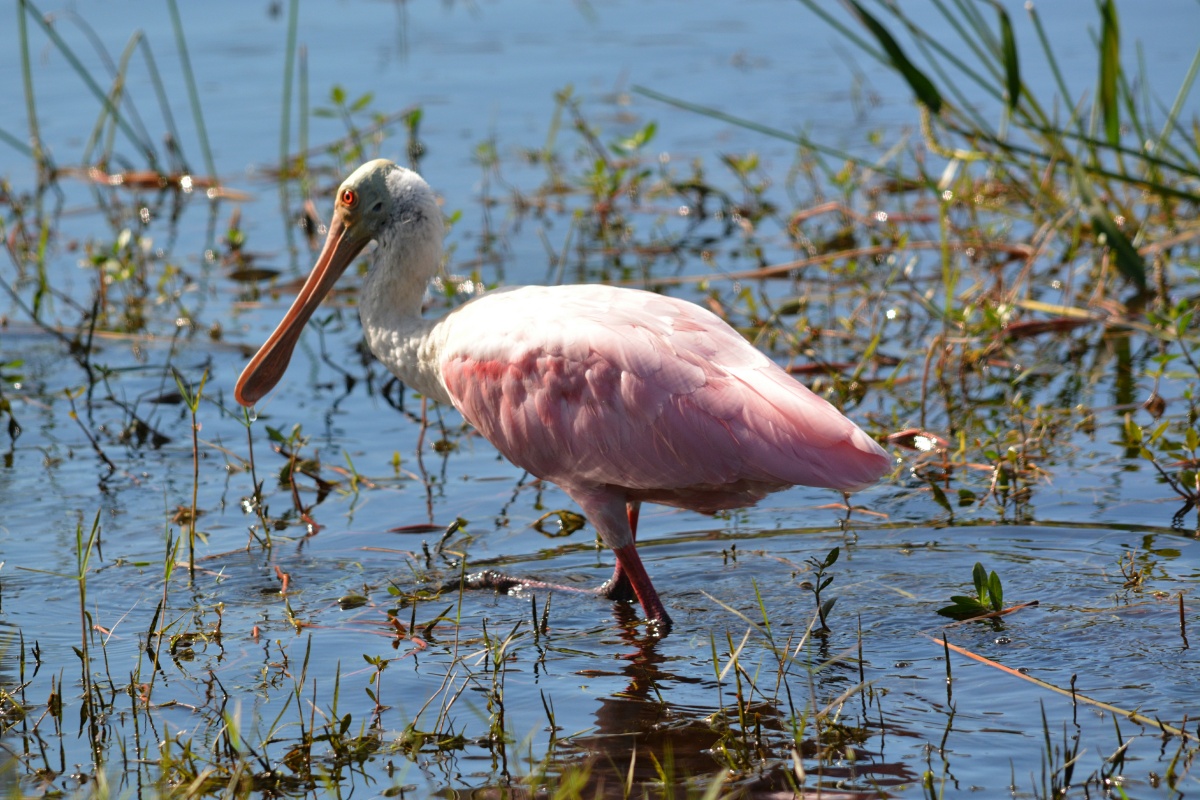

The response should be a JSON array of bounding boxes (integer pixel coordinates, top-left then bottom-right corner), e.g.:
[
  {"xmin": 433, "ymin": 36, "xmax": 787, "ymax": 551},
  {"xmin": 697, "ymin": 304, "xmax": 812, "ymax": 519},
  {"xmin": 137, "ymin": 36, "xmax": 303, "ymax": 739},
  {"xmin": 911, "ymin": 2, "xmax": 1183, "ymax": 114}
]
[
  {"xmin": 588, "ymin": 499, "xmax": 672, "ymax": 630},
  {"xmin": 457, "ymin": 494, "xmax": 672, "ymax": 631},
  {"xmin": 598, "ymin": 502, "xmax": 639, "ymax": 602},
  {"xmin": 610, "ymin": 542, "xmax": 672, "ymax": 631}
]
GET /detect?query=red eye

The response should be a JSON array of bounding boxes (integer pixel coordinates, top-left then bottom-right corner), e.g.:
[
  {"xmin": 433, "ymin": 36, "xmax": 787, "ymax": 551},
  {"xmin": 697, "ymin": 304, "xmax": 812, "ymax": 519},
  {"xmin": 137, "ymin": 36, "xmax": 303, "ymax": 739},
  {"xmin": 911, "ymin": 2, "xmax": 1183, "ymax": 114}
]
[{"xmin": 340, "ymin": 189, "xmax": 357, "ymax": 207}]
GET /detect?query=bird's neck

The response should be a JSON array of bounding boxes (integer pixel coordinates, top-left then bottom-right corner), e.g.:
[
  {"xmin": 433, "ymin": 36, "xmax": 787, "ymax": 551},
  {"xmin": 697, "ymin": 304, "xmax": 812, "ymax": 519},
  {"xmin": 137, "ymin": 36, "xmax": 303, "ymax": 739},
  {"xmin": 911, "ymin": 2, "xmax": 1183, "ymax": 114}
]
[{"xmin": 357, "ymin": 239, "xmax": 454, "ymax": 406}]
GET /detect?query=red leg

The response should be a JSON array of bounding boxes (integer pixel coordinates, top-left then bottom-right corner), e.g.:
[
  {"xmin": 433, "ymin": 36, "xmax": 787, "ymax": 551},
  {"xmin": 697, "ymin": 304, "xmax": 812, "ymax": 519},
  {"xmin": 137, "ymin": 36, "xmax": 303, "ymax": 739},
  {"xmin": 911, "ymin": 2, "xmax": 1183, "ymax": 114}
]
[
  {"xmin": 611, "ymin": 542, "xmax": 672, "ymax": 631},
  {"xmin": 461, "ymin": 493, "xmax": 671, "ymax": 631}
]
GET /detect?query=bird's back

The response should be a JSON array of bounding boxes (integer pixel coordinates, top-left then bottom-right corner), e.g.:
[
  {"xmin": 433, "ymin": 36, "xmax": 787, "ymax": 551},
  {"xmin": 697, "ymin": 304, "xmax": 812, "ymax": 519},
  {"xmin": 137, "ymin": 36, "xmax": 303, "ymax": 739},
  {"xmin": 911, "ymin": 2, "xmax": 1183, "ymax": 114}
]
[{"xmin": 435, "ymin": 284, "xmax": 890, "ymax": 510}]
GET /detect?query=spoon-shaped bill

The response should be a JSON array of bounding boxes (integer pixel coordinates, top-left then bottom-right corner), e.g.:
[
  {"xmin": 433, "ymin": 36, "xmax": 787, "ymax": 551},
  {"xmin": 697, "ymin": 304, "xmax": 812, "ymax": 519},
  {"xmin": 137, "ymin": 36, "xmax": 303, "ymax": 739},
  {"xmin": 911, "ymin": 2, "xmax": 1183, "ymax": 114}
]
[{"xmin": 234, "ymin": 215, "xmax": 367, "ymax": 407}]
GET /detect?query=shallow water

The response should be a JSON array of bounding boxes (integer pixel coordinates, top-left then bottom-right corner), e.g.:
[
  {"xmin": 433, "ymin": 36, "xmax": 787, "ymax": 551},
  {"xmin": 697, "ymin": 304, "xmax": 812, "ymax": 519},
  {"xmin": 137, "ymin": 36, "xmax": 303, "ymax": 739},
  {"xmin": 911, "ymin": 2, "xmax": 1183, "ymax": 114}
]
[{"xmin": 2, "ymin": 0, "xmax": 1200, "ymax": 797}]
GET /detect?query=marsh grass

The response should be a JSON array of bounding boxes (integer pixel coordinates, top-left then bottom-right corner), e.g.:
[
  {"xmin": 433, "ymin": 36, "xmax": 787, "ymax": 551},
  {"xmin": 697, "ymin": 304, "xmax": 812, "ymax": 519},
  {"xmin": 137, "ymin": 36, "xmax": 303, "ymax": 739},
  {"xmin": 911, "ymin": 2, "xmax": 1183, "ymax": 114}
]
[
  {"xmin": 697, "ymin": 0, "xmax": 1200, "ymax": 528},
  {"xmin": 2, "ymin": 0, "xmax": 1200, "ymax": 797}
]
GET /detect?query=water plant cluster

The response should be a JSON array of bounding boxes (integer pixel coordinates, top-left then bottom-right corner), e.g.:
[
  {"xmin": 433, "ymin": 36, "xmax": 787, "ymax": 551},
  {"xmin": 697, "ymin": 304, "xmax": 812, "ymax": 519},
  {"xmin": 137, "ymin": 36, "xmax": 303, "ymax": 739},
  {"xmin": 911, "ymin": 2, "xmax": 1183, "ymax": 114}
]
[{"xmin": 1, "ymin": 0, "xmax": 1198, "ymax": 797}]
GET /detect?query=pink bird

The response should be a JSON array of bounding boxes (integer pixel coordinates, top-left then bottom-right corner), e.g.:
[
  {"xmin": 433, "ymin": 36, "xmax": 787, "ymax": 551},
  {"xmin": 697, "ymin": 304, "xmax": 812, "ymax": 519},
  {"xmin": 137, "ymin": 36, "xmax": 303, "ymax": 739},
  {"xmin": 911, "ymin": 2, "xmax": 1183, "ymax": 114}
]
[{"xmin": 235, "ymin": 159, "xmax": 891, "ymax": 631}]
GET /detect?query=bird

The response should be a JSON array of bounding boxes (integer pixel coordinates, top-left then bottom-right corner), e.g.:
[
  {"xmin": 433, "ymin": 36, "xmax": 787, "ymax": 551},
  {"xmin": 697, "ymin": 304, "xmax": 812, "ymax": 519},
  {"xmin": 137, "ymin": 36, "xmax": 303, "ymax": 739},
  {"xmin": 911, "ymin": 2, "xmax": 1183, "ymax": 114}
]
[{"xmin": 235, "ymin": 158, "xmax": 892, "ymax": 632}]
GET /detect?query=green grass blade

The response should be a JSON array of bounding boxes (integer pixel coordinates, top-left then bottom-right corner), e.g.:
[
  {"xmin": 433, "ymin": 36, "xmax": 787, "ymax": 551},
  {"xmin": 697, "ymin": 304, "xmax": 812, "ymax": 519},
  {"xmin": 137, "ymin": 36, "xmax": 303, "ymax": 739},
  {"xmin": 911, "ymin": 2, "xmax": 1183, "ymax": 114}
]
[
  {"xmin": 82, "ymin": 34, "xmax": 141, "ymax": 166},
  {"xmin": 22, "ymin": 0, "xmax": 153, "ymax": 166},
  {"xmin": 280, "ymin": 0, "xmax": 300, "ymax": 173},
  {"xmin": 138, "ymin": 38, "xmax": 186, "ymax": 172},
  {"xmin": 1098, "ymin": 0, "xmax": 1121, "ymax": 147},
  {"xmin": 997, "ymin": 4, "xmax": 1020, "ymax": 112},
  {"xmin": 934, "ymin": 0, "xmax": 1002, "ymax": 83},
  {"xmin": 1155, "ymin": 40, "xmax": 1200, "ymax": 159},
  {"xmin": 299, "ymin": 44, "xmax": 310, "ymax": 195},
  {"xmin": 632, "ymin": 85, "xmax": 921, "ymax": 184},
  {"xmin": 1027, "ymin": 3, "xmax": 1086, "ymax": 141},
  {"xmin": 1091, "ymin": 211, "xmax": 1147, "ymax": 290},
  {"xmin": 58, "ymin": 13, "xmax": 160, "ymax": 160},
  {"xmin": 845, "ymin": 0, "xmax": 943, "ymax": 113},
  {"xmin": 899, "ymin": 8, "xmax": 994, "ymax": 133},
  {"xmin": 17, "ymin": 0, "xmax": 47, "ymax": 174},
  {"xmin": 882, "ymin": 0, "xmax": 1009, "ymax": 132},
  {"xmin": 942, "ymin": 119, "xmax": 1200, "ymax": 203},
  {"xmin": 166, "ymin": 0, "xmax": 216, "ymax": 178},
  {"xmin": 0, "ymin": 127, "xmax": 34, "ymax": 159},
  {"xmin": 793, "ymin": 0, "xmax": 883, "ymax": 64}
]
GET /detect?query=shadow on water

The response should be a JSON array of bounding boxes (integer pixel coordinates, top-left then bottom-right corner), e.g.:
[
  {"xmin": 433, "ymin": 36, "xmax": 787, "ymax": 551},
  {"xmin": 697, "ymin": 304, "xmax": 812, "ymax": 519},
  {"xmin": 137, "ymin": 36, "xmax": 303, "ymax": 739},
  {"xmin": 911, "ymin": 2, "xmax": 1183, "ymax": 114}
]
[{"xmin": 536, "ymin": 619, "xmax": 921, "ymax": 799}]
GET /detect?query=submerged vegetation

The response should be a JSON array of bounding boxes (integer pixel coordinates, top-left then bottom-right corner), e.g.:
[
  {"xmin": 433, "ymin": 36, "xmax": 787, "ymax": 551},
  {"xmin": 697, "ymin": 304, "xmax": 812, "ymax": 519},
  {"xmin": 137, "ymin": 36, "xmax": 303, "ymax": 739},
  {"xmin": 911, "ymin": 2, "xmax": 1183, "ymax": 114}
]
[{"xmin": 1, "ymin": 0, "xmax": 1199, "ymax": 797}]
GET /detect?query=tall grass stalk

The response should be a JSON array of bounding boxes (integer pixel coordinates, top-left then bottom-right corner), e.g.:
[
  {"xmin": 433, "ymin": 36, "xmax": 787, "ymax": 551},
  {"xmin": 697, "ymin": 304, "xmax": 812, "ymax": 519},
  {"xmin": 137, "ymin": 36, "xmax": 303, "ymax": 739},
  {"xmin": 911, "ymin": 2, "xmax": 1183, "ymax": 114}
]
[
  {"xmin": 17, "ymin": 0, "xmax": 47, "ymax": 175},
  {"xmin": 299, "ymin": 44, "xmax": 310, "ymax": 197},
  {"xmin": 280, "ymin": 0, "xmax": 300, "ymax": 174},
  {"xmin": 57, "ymin": 13, "xmax": 159, "ymax": 164},
  {"xmin": 166, "ymin": 0, "xmax": 216, "ymax": 178},
  {"xmin": 173, "ymin": 369, "xmax": 208, "ymax": 581},
  {"xmin": 137, "ymin": 36, "xmax": 187, "ymax": 170},
  {"xmin": 75, "ymin": 511, "xmax": 103, "ymax": 763},
  {"xmin": 81, "ymin": 31, "xmax": 141, "ymax": 168},
  {"xmin": 22, "ymin": 0, "xmax": 154, "ymax": 165}
]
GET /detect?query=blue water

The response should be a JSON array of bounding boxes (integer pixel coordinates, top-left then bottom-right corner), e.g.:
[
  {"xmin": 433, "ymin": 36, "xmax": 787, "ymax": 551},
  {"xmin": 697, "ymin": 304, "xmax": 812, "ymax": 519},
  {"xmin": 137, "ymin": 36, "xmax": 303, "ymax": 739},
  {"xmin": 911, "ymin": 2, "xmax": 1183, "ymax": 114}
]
[{"xmin": 1, "ymin": 0, "xmax": 1199, "ymax": 796}]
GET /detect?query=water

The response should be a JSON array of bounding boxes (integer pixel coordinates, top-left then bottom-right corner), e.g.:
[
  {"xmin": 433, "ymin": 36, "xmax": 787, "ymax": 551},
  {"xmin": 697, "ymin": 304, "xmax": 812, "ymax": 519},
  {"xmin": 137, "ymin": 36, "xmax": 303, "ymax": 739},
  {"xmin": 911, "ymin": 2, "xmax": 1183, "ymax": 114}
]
[{"xmin": 2, "ymin": 0, "xmax": 1199, "ymax": 796}]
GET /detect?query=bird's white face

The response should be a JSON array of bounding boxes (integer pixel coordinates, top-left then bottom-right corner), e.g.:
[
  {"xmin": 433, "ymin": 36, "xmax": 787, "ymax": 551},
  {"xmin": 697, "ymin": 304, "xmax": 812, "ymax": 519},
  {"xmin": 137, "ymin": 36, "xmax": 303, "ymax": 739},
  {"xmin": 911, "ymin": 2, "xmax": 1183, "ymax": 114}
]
[
  {"xmin": 332, "ymin": 158, "xmax": 396, "ymax": 242},
  {"xmin": 233, "ymin": 160, "xmax": 400, "ymax": 407}
]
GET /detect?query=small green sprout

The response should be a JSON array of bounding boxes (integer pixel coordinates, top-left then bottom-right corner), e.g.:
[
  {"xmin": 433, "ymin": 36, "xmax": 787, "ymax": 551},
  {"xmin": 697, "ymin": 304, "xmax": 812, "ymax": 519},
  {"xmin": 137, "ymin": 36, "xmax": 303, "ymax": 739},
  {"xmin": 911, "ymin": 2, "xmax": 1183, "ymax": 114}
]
[{"xmin": 937, "ymin": 562, "xmax": 1005, "ymax": 620}]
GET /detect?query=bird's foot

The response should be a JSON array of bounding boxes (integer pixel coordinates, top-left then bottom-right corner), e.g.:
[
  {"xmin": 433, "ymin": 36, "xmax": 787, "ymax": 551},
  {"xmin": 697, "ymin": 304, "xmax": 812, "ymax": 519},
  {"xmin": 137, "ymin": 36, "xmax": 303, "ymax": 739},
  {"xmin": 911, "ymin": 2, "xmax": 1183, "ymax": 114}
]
[
  {"xmin": 456, "ymin": 569, "xmax": 528, "ymax": 594},
  {"xmin": 597, "ymin": 574, "xmax": 636, "ymax": 603},
  {"xmin": 598, "ymin": 577, "xmax": 672, "ymax": 634},
  {"xmin": 451, "ymin": 567, "xmax": 673, "ymax": 634},
  {"xmin": 646, "ymin": 613, "xmax": 673, "ymax": 636}
]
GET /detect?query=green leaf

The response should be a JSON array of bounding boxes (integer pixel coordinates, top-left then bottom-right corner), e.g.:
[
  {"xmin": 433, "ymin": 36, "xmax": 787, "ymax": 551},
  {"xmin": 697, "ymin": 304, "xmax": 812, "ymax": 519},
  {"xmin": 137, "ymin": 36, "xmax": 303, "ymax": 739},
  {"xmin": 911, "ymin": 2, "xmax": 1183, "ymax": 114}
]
[
  {"xmin": 846, "ymin": 0, "xmax": 942, "ymax": 114},
  {"xmin": 824, "ymin": 546, "xmax": 840, "ymax": 568},
  {"xmin": 937, "ymin": 597, "xmax": 989, "ymax": 620},
  {"xmin": 350, "ymin": 92, "xmax": 374, "ymax": 113},
  {"xmin": 929, "ymin": 480, "xmax": 952, "ymax": 513},
  {"xmin": 612, "ymin": 121, "xmax": 657, "ymax": 155},
  {"xmin": 1098, "ymin": 0, "xmax": 1121, "ymax": 146},
  {"xmin": 972, "ymin": 562, "xmax": 987, "ymax": 598},
  {"xmin": 988, "ymin": 571, "xmax": 1003, "ymax": 611},
  {"xmin": 330, "ymin": 84, "xmax": 346, "ymax": 105},
  {"xmin": 996, "ymin": 4, "xmax": 1020, "ymax": 112},
  {"xmin": 1091, "ymin": 212, "xmax": 1146, "ymax": 290},
  {"xmin": 1123, "ymin": 414, "xmax": 1143, "ymax": 444}
]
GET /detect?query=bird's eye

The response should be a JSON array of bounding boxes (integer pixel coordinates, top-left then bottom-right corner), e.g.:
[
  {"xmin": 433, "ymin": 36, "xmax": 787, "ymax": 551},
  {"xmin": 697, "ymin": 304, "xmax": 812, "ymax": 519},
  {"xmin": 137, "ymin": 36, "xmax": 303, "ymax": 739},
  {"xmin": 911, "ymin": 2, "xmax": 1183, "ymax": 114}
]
[{"xmin": 340, "ymin": 189, "xmax": 357, "ymax": 207}]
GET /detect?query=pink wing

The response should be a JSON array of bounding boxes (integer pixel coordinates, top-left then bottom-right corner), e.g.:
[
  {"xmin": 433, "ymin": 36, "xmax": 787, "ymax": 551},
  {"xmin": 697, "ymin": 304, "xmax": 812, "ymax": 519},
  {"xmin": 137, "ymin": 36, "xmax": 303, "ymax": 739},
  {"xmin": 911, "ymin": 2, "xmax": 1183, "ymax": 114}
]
[{"xmin": 438, "ymin": 285, "xmax": 890, "ymax": 512}]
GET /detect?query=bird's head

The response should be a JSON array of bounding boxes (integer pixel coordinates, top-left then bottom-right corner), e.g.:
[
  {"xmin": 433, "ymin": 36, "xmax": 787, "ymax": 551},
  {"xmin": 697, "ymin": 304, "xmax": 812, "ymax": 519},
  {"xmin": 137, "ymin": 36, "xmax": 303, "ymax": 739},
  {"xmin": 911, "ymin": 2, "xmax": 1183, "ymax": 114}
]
[
  {"xmin": 234, "ymin": 159, "xmax": 437, "ymax": 407},
  {"xmin": 328, "ymin": 158, "xmax": 398, "ymax": 249}
]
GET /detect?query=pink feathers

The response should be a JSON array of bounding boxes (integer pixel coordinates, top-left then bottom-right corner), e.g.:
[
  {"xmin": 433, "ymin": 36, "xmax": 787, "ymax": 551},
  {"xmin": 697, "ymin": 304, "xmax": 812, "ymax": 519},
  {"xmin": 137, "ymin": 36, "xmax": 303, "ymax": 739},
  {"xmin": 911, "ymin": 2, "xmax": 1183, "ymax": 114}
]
[{"xmin": 438, "ymin": 285, "xmax": 890, "ymax": 508}]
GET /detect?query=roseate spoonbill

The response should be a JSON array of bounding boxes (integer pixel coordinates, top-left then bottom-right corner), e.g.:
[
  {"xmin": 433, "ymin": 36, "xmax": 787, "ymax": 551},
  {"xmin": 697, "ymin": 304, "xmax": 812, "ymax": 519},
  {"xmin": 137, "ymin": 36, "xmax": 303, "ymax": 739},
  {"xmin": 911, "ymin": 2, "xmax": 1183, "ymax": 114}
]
[{"xmin": 235, "ymin": 159, "xmax": 891, "ymax": 631}]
